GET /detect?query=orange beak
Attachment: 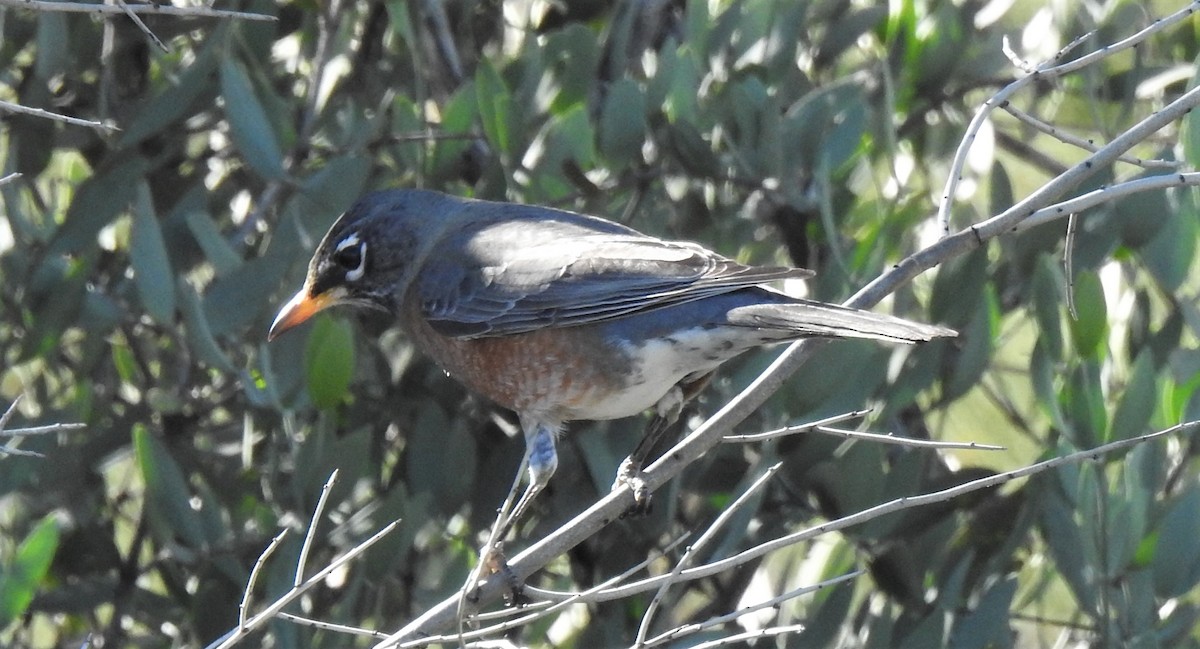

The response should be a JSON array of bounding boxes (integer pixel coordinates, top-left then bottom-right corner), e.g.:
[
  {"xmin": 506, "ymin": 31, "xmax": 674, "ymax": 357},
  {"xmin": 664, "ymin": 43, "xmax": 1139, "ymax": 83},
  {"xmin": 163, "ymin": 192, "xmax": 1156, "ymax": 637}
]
[{"xmin": 268, "ymin": 288, "xmax": 336, "ymax": 341}]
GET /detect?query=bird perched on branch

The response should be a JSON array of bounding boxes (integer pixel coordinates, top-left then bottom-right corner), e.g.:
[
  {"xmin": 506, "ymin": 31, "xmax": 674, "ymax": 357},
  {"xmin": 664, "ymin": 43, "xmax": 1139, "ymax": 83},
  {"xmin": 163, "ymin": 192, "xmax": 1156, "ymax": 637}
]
[{"xmin": 268, "ymin": 189, "xmax": 953, "ymax": 536}]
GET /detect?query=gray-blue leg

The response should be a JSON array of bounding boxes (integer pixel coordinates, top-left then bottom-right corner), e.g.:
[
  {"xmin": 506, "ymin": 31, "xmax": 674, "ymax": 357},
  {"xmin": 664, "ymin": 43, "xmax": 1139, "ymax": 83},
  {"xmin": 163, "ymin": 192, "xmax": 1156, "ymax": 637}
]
[{"xmin": 500, "ymin": 417, "xmax": 559, "ymax": 539}]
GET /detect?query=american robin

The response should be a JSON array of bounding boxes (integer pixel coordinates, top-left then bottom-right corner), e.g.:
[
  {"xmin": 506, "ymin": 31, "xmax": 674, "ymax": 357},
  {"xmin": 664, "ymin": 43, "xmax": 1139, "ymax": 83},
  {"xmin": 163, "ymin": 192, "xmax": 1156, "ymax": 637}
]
[{"xmin": 268, "ymin": 189, "xmax": 953, "ymax": 530}]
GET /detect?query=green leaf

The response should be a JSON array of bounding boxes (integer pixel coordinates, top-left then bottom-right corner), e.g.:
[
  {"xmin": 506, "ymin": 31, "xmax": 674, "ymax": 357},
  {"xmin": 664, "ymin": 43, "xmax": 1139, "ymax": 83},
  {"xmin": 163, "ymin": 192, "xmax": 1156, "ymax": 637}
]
[
  {"xmin": 545, "ymin": 25, "xmax": 600, "ymax": 114},
  {"xmin": 1109, "ymin": 350, "xmax": 1157, "ymax": 441},
  {"xmin": 118, "ymin": 42, "xmax": 220, "ymax": 149},
  {"xmin": 177, "ymin": 278, "xmax": 236, "ymax": 372},
  {"xmin": 1068, "ymin": 270, "xmax": 1107, "ymax": 359},
  {"xmin": 47, "ymin": 155, "xmax": 149, "ymax": 256},
  {"xmin": 0, "ymin": 515, "xmax": 60, "ymax": 628},
  {"xmin": 475, "ymin": 61, "xmax": 514, "ymax": 156},
  {"xmin": 948, "ymin": 577, "xmax": 1017, "ymax": 649},
  {"xmin": 1065, "ymin": 362, "xmax": 1106, "ymax": 448},
  {"xmin": 1183, "ymin": 53, "xmax": 1200, "ymax": 167},
  {"xmin": 665, "ymin": 121, "xmax": 719, "ymax": 177},
  {"xmin": 130, "ymin": 182, "xmax": 176, "ymax": 324},
  {"xmin": 185, "ymin": 211, "xmax": 242, "ymax": 277},
  {"xmin": 1037, "ymin": 485, "xmax": 1097, "ymax": 613},
  {"xmin": 1153, "ymin": 485, "xmax": 1200, "ymax": 598},
  {"xmin": 930, "ymin": 246, "xmax": 988, "ymax": 328},
  {"xmin": 134, "ymin": 425, "xmax": 207, "ymax": 548},
  {"xmin": 304, "ymin": 316, "xmax": 355, "ymax": 409},
  {"xmin": 1029, "ymin": 340, "xmax": 1067, "ymax": 431},
  {"xmin": 599, "ymin": 78, "xmax": 646, "ymax": 164},
  {"xmin": 1140, "ymin": 187, "xmax": 1198, "ymax": 292},
  {"xmin": 943, "ymin": 284, "xmax": 996, "ymax": 401},
  {"xmin": 297, "ymin": 155, "xmax": 372, "ymax": 233},
  {"xmin": 33, "ymin": 13, "xmax": 69, "ymax": 81},
  {"xmin": 202, "ymin": 215, "xmax": 299, "ymax": 337},
  {"xmin": 1030, "ymin": 256, "xmax": 1064, "ymax": 360},
  {"xmin": 220, "ymin": 58, "xmax": 286, "ymax": 179}
]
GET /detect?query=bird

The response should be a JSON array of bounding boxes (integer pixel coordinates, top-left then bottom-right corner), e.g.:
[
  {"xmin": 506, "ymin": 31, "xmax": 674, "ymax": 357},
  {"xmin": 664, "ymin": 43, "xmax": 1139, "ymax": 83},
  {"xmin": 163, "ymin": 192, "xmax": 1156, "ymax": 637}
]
[{"xmin": 268, "ymin": 189, "xmax": 954, "ymax": 536}]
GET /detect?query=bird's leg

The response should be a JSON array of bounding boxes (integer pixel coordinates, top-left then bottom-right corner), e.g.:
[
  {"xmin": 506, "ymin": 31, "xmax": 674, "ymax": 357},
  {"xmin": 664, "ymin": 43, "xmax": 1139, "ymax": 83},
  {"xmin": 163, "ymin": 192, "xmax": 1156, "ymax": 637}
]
[
  {"xmin": 501, "ymin": 418, "xmax": 559, "ymax": 539},
  {"xmin": 470, "ymin": 417, "xmax": 559, "ymax": 607},
  {"xmin": 614, "ymin": 372, "xmax": 714, "ymax": 515}
]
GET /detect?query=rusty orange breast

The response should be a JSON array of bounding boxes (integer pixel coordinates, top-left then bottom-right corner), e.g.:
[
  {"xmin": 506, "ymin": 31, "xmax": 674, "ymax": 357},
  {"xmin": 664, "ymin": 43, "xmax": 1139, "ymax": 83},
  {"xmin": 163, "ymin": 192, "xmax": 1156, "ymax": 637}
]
[{"xmin": 403, "ymin": 311, "xmax": 634, "ymax": 421}]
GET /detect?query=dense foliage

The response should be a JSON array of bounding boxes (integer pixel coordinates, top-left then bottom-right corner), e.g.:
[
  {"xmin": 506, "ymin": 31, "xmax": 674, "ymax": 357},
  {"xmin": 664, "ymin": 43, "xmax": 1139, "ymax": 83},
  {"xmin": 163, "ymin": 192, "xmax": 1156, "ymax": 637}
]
[{"xmin": 2, "ymin": 0, "xmax": 1200, "ymax": 646}]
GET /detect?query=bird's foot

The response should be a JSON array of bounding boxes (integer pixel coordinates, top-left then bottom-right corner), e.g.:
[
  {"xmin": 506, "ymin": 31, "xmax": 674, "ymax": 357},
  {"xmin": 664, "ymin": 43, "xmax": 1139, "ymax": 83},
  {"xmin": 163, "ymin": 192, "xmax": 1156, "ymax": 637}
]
[
  {"xmin": 476, "ymin": 542, "xmax": 525, "ymax": 606},
  {"xmin": 613, "ymin": 456, "xmax": 653, "ymax": 517}
]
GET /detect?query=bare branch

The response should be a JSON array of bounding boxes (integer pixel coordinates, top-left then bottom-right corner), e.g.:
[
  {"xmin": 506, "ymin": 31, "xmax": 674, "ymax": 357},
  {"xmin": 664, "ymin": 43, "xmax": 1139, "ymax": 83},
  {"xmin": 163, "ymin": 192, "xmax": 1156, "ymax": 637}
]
[
  {"xmin": 396, "ymin": 536, "xmax": 692, "ymax": 647},
  {"xmin": 275, "ymin": 612, "xmax": 388, "ymax": 639},
  {"xmin": 1017, "ymin": 172, "xmax": 1200, "ymax": 231},
  {"xmin": 727, "ymin": 418, "xmax": 1005, "ymax": 451},
  {"xmin": 683, "ymin": 624, "xmax": 808, "ymax": 649},
  {"xmin": 644, "ymin": 571, "xmax": 861, "ymax": 647},
  {"xmin": 0, "ymin": 98, "xmax": 118, "ymax": 131},
  {"xmin": 0, "ymin": 422, "xmax": 87, "ymax": 437},
  {"xmin": 936, "ymin": 1, "xmax": 1198, "ymax": 234},
  {"xmin": 211, "ymin": 520, "xmax": 399, "ymax": 649},
  {"xmin": 1002, "ymin": 102, "xmax": 1180, "ymax": 169},
  {"xmin": 1065, "ymin": 212, "xmax": 1079, "ymax": 320},
  {"xmin": 295, "ymin": 470, "xmax": 339, "ymax": 588},
  {"xmin": 0, "ymin": 0, "xmax": 276, "ymax": 21},
  {"xmin": 114, "ymin": 0, "xmax": 167, "ymax": 51},
  {"xmin": 635, "ymin": 463, "xmax": 782, "ymax": 646},
  {"xmin": 239, "ymin": 529, "xmax": 288, "ymax": 629}
]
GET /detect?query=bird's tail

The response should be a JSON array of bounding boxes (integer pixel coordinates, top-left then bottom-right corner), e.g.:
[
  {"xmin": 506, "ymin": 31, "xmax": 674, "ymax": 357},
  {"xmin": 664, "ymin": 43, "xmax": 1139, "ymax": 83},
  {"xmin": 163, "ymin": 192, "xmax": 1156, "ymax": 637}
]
[{"xmin": 731, "ymin": 299, "xmax": 955, "ymax": 344}]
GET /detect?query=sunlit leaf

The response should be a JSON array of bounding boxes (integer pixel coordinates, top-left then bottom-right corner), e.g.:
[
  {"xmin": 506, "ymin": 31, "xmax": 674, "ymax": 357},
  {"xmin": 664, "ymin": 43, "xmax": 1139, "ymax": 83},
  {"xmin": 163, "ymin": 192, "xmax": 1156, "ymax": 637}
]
[
  {"xmin": 220, "ymin": 58, "xmax": 286, "ymax": 179},
  {"xmin": 134, "ymin": 424, "xmax": 207, "ymax": 548},
  {"xmin": 0, "ymin": 515, "xmax": 59, "ymax": 628},
  {"xmin": 304, "ymin": 315, "xmax": 355, "ymax": 409},
  {"xmin": 599, "ymin": 78, "xmax": 646, "ymax": 164},
  {"xmin": 1068, "ymin": 271, "xmax": 1107, "ymax": 359},
  {"xmin": 1109, "ymin": 350, "xmax": 1157, "ymax": 441},
  {"xmin": 130, "ymin": 182, "xmax": 176, "ymax": 324}
]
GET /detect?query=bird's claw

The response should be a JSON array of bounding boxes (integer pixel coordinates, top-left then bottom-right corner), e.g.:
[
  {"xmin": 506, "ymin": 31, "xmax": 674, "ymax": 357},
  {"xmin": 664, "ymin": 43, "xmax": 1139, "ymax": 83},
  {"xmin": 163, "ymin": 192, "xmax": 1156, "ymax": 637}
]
[
  {"xmin": 479, "ymin": 542, "xmax": 526, "ymax": 606},
  {"xmin": 613, "ymin": 456, "xmax": 653, "ymax": 517}
]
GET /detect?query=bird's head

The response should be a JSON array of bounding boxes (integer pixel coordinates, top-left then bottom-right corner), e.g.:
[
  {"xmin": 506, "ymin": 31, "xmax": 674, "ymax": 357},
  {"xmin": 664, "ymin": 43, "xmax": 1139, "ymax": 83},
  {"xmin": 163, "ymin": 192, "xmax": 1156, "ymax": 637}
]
[{"xmin": 267, "ymin": 189, "xmax": 460, "ymax": 340}]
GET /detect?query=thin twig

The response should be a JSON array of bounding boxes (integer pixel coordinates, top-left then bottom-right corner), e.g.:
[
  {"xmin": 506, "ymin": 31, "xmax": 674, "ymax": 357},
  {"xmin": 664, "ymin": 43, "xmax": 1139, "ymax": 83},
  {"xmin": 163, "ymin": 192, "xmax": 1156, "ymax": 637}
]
[
  {"xmin": 0, "ymin": 446, "xmax": 46, "ymax": 458},
  {"xmin": 936, "ymin": 2, "xmax": 1197, "ymax": 235},
  {"xmin": 0, "ymin": 422, "xmax": 87, "ymax": 437},
  {"xmin": 1, "ymin": 0, "xmax": 276, "ymax": 20},
  {"xmin": 295, "ymin": 470, "xmax": 339, "ymax": 587},
  {"xmin": 1016, "ymin": 172, "xmax": 1200, "ymax": 231},
  {"xmin": 0, "ymin": 172, "xmax": 22, "ymax": 186},
  {"xmin": 1065, "ymin": 212, "xmax": 1079, "ymax": 320},
  {"xmin": 0, "ymin": 397, "xmax": 23, "ymax": 431},
  {"xmin": 634, "ymin": 463, "xmax": 783, "ymax": 646},
  {"xmin": 114, "ymin": 0, "xmax": 168, "ymax": 51},
  {"xmin": 1002, "ymin": 102, "xmax": 1180, "ymax": 169},
  {"xmin": 727, "ymin": 420, "xmax": 1004, "ymax": 450},
  {"xmin": 645, "ymin": 571, "xmax": 861, "ymax": 647},
  {"xmin": 239, "ymin": 529, "xmax": 289, "ymax": 629},
  {"xmin": 683, "ymin": 624, "xmax": 808, "ymax": 649},
  {"xmin": 210, "ymin": 520, "xmax": 399, "ymax": 649},
  {"xmin": 572, "ymin": 422, "xmax": 1198, "ymax": 603},
  {"xmin": 397, "ymin": 535, "xmax": 692, "ymax": 648},
  {"xmin": 0, "ymin": 98, "xmax": 118, "ymax": 131},
  {"xmin": 275, "ymin": 612, "xmax": 389, "ymax": 639}
]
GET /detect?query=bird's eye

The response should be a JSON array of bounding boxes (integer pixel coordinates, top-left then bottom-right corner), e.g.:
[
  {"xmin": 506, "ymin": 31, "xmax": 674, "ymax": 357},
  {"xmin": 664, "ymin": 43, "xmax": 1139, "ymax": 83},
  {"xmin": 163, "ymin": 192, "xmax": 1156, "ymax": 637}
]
[{"xmin": 333, "ymin": 236, "xmax": 367, "ymax": 281}]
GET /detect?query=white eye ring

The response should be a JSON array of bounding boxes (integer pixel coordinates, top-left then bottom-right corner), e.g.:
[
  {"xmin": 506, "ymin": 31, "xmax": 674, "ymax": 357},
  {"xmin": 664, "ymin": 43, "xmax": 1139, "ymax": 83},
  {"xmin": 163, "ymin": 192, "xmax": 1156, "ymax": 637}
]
[{"xmin": 334, "ymin": 234, "xmax": 367, "ymax": 282}]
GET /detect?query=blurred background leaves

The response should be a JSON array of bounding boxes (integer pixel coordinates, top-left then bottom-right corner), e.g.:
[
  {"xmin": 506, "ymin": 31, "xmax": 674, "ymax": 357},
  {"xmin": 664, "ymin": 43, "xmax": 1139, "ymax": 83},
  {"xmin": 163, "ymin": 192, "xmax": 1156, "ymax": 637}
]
[{"xmin": 2, "ymin": 0, "xmax": 1200, "ymax": 647}]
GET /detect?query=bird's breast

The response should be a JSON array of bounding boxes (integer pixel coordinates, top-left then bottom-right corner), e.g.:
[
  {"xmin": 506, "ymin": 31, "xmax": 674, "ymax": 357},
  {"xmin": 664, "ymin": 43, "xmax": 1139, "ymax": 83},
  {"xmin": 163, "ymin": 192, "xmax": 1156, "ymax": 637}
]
[{"xmin": 403, "ymin": 314, "xmax": 654, "ymax": 421}]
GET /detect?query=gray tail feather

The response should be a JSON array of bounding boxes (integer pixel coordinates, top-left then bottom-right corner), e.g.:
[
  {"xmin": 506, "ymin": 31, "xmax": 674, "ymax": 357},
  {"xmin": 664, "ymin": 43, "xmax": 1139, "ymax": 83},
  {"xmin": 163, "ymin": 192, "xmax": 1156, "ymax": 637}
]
[{"xmin": 731, "ymin": 300, "xmax": 956, "ymax": 343}]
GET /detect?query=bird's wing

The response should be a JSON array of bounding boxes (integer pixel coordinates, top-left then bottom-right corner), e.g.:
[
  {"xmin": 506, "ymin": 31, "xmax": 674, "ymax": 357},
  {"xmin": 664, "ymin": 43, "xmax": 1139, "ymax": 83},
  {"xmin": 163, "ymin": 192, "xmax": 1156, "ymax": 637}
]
[{"xmin": 415, "ymin": 219, "xmax": 812, "ymax": 338}]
